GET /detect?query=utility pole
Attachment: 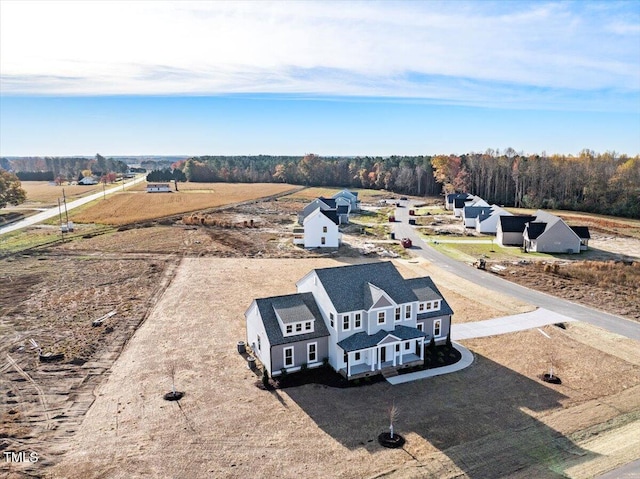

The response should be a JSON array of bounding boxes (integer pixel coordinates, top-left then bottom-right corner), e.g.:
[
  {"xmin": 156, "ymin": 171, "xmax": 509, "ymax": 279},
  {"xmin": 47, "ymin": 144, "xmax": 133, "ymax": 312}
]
[
  {"xmin": 58, "ymin": 198, "xmax": 64, "ymax": 241},
  {"xmin": 62, "ymin": 188, "xmax": 70, "ymax": 226}
]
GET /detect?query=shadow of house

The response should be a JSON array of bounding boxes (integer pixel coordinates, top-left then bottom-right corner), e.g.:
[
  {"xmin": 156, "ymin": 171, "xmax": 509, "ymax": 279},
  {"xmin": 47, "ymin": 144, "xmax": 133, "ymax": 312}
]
[{"xmin": 284, "ymin": 353, "xmax": 598, "ymax": 478}]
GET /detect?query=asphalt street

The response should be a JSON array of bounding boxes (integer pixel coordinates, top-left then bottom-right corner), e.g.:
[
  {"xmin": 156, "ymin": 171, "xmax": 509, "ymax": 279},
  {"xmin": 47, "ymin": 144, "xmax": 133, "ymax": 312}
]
[
  {"xmin": 0, "ymin": 175, "xmax": 147, "ymax": 236},
  {"xmin": 391, "ymin": 200, "xmax": 640, "ymax": 341}
]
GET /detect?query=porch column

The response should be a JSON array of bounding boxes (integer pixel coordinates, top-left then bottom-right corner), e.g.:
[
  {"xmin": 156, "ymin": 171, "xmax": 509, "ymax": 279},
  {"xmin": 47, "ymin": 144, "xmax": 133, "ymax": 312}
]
[
  {"xmin": 347, "ymin": 351, "xmax": 352, "ymax": 378},
  {"xmin": 392, "ymin": 345, "xmax": 397, "ymax": 367},
  {"xmin": 399, "ymin": 342, "xmax": 404, "ymax": 365},
  {"xmin": 378, "ymin": 346, "xmax": 381, "ymax": 370},
  {"xmin": 370, "ymin": 347, "xmax": 375, "ymax": 371},
  {"xmin": 419, "ymin": 339, "xmax": 424, "ymax": 360}
]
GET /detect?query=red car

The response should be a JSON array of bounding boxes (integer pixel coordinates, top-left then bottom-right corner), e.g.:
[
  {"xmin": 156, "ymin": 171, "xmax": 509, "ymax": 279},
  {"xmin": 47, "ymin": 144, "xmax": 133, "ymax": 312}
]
[{"xmin": 401, "ymin": 238, "xmax": 412, "ymax": 248}]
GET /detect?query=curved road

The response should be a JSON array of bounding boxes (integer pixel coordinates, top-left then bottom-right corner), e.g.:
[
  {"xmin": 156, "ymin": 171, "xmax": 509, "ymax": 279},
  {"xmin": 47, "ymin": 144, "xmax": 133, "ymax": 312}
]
[
  {"xmin": 392, "ymin": 201, "xmax": 640, "ymax": 341},
  {"xmin": 0, "ymin": 175, "xmax": 147, "ymax": 236}
]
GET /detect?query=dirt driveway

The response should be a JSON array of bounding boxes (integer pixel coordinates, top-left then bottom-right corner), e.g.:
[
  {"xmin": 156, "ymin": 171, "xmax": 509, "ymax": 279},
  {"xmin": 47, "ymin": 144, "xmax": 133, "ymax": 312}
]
[{"xmin": 45, "ymin": 258, "xmax": 640, "ymax": 479}]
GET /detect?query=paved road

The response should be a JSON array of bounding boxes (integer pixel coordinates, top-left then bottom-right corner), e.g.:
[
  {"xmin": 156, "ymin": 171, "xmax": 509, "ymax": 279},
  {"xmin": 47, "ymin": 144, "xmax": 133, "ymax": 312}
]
[
  {"xmin": 392, "ymin": 201, "xmax": 640, "ymax": 341},
  {"xmin": 0, "ymin": 175, "xmax": 147, "ymax": 235}
]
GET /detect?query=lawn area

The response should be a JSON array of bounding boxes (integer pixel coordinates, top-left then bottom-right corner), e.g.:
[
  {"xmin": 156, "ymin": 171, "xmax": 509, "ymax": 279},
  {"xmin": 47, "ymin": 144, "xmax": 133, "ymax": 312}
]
[
  {"xmin": 70, "ymin": 183, "xmax": 298, "ymax": 225},
  {"xmin": 284, "ymin": 186, "xmax": 389, "ymax": 202},
  {"xmin": 423, "ymin": 235, "xmax": 552, "ymax": 262}
]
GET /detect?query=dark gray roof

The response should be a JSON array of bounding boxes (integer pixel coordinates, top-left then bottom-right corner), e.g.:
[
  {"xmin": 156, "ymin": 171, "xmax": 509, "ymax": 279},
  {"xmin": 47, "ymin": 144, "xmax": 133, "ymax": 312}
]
[
  {"xmin": 447, "ymin": 193, "xmax": 470, "ymax": 202},
  {"xmin": 336, "ymin": 205, "xmax": 349, "ymax": 215},
  {"xmin": 272, "ymin": 296, "xmax": 316, "ymax": 324},
  {"xmin": 405, "ymin": 277, "xmax": 454, "ymax": 317},
  {"xmin": 318, "ymin": 197, "xmax": 337, "ymax": 208},
  {"xmin": 321, "ymin": 209, "xmax": 340, "ymax": 225},
  {"xmin": 299, "ymin": 198, "xmax": 335, "ymax": 224},
  {"xmin": 570, "ymin": 226, "xmax": 590, "ymax": 239},
  {"xmin": 337, "ymin": 325, "xmax": 426, "ymax": 352},
  {"xmin": 312, "ymin": 262, "xmax": 418, "ymax": 313},
  {"xmin": 463, "ymin": 206, "xmax": 493, "ymax": 219},
  {"xmin": 254, "ymin": 293, "xmax": 330, "ymax": 346},
  {"xmin": 499, "ymin": 215, "xmax": 536, "ymax": 233},
  {"xmin": 525, "ymin": 222, "xmax": 547, "ymax": 239},
  {"xmin": 453, "ymin": 198, "xmax": 468, "ymax": 208}
]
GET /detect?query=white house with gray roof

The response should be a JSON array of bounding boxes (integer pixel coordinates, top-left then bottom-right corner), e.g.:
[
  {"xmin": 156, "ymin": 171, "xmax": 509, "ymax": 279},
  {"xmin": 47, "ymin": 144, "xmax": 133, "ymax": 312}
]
[{"xmin": 245, "ymin": 262, "xmax": 453, "ymax": 380}]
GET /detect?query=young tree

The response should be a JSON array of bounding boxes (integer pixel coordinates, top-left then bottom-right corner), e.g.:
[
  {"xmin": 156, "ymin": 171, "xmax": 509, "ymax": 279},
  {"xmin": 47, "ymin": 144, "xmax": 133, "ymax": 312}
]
[
  {"xmin": 388, "ymin": 403, "xmax": 399, "ymax": 439},
  {"xmin": 0, "ymin": 170, "xmax": 27, "ymax": 209}
]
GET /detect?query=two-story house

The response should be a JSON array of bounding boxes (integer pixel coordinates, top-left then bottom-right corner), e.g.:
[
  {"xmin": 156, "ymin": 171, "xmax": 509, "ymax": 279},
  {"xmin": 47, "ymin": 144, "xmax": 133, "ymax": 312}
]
[{"xmin": 245, "ymin": 262, "xmax": 453, "ymax": 380}]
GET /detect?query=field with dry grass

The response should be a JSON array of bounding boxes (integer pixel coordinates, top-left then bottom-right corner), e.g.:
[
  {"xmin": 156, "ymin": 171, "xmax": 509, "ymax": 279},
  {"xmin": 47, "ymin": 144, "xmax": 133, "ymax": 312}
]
[
  {"xmin": 18, "ymin": 181, "xmax": 104, "ymax": 206},
  {"xmin": 70, "ymin": 183, "xmax": 299, "ymax": 225},
  {"xmin": 40, "ymin": 258, "xmax": 640, "ymax": 479},
  {"xmin": 285, "ymin": 186, "xmax": 393, "ymax": 202}
]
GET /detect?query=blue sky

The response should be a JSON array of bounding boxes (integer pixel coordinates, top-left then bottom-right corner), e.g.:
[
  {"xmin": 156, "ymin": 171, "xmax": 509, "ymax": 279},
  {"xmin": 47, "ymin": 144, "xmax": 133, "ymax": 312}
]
[{"xmin": 1, "ymin": 1, "xmax": 639, "ymax": 157}]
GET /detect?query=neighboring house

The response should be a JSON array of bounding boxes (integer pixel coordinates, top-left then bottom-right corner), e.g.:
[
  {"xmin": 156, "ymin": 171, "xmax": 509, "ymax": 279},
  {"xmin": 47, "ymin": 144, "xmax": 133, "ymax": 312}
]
[
  {"xmin": 523, "ymin": 210, "xmax": 587, "ymax": 254},
  {"xmin": 453, "ymin": 195, "xmax": 489, "ymax": 218},
  {"xmin": 497, "ymin": 215, "xmax": 536, "ymax": 246},
  {"xmin": 333, "ymin": 189, "xmax": 359, "ymax": 212},
  {"xmin": 146, "ymin": 183, "xmax": 172, "ymax": 193},
  {"xmin": 301, "ymin": 208, "xmax": 341, "ymax": 248},
  {"xmin": 462, "ymin": 205, "xmax": 494, "ymax": 229},
  {"xmin": 475, "ymin": 206, "xmax": 512, "ymax": 234},
  {"xmin": 298, "ymin": 197, "xmax": 337, "ymax": 225},
  {"xmin": 78, "ymin": 176, "xmax": 98, "ymax": 185},
  {"xmin": 445, "ymin": 193, "xmax": 470, "ymax": 210},
  {"xmin": 570, "ymin": 226, "xmax": 591, "ymax": 251},
  {"xmin": 245, "ymin": 262, "xmax": 453, "ymax": 380}
]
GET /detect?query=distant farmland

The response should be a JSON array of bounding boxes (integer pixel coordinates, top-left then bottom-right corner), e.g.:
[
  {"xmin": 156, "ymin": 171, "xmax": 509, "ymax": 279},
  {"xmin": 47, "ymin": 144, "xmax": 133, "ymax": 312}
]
[{"xmin": 71, "ymin": 183, "xmax": 298, "ymax": 225}]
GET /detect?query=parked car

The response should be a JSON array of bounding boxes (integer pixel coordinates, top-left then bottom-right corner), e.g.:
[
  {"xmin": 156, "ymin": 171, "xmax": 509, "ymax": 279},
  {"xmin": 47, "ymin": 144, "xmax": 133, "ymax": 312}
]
[
  {"xmin": 401, "ymin": 238, "xmax": 412, "ymax": 248},
  {"xmin": 400, "ymin": 196, "xmax": 408, "ymax": 200}
]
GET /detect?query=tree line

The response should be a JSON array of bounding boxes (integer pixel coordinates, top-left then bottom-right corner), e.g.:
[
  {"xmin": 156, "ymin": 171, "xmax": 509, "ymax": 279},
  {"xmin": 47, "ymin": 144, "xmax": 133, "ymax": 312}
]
[
  {"xmin": 168, "ymin": 151, "xmax": 638, "ymax": 218},
  {"xmin": 3, "ymin": 154, "xmax": 128, "ymax": 181}
]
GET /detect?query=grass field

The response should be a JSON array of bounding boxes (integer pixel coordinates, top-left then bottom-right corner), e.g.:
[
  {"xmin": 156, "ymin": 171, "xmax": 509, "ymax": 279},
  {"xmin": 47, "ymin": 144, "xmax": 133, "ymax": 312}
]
[
  {"xmin": 284, "ymin": 187, "xmax": 391, "ymax": 202},
  {"xmin": 18, "ymin": 181, "xmax": 104, "ymax": 206},
  {"xmin": 70, "ymin": 183, "xmax": 299, "ymax": 225}
]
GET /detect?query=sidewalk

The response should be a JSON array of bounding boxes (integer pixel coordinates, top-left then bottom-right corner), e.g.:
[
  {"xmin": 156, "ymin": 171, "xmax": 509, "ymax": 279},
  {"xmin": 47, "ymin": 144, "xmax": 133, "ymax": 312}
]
[{"xmin": 386, "ymin": 342, "xmax": 474, "ymax": 385}]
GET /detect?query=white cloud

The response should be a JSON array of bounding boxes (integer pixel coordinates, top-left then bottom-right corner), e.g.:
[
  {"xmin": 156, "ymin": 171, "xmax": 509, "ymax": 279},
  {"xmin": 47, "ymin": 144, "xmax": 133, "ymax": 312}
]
[{"xmin": 1, "ymin": 0, "xmax": 638, "ymax": 108}]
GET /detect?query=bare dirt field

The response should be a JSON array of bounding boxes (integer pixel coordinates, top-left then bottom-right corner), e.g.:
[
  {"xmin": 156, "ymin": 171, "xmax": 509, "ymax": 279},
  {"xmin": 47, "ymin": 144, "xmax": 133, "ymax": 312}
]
[
  {"xmin": 70, "ymin": 183, "xmax": 298, "ymax": 225},
  {"xmin": 37, "ymin": 258, "xmax": 640, "ymax": 479},
  {"xmin": 0, "ymin": 253, "xmax": 179, "ymax": 476}
]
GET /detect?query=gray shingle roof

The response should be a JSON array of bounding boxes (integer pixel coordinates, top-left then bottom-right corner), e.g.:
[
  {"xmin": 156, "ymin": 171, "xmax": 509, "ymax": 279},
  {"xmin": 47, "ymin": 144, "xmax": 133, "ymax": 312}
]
[
  {"xmin": 254, "ymin": 293, "xmax": 329, "ymax": 346},
  {"xmin": 336, "ymin": 205, "xmax": 349, "ymax": 215},
  {"xmin": 499, "ymin": 215, "xmax": 536, "ymax": 233},
  {"xmin": 525, "ymin": 222, "xmax": 547, "ymax": 239},
  {"xmin": 321, "ymin": 209, "xmax": 340, "ymax": 225},
  {"xmin": 463, "ymin": 206, "xmax": 493, "ymax": 219},
  {"xmin": 405, "ymin": 277, "xmax": 454, "ymax": 317},
  {"xmin": 312, "ymin": 262, "xmax": 418, "ymax": 313},
  {"xmin": 337, "ymin": 325, "xmax": 426, "ymax": 352},
  {"xmin": 272, "ymin": 296, "xmax": 316, "ymax": 324}
]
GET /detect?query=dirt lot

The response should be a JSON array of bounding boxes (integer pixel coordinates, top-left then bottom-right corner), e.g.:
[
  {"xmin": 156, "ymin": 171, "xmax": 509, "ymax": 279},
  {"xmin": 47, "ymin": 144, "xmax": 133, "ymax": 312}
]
[{"xmin": 34, "ymin": 258, "xmax": 640, "ymax": 479}]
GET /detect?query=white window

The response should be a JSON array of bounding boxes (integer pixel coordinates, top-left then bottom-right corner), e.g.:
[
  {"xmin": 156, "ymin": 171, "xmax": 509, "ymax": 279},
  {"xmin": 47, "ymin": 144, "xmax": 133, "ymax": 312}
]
[
  {"xmin": 417, "ymin": 323, "xmax": 424, "ymax": 332},
  {"xmin": 377, "ymin": 311, "xmax": 385, "ymax": 324},
  {"xmin": 426, "ymin": 302, "xmax": 432, "ymax": 310},
  {"xmin": 395, "ymin": 344, "xmax": 400, "ymax": 352},
  {"xmin": 322, "ymin": 226, "xmax": 327, "ymax": 233},
  {"xmin": 321, "ymin": 237, "xmax": 326, "ymax": 245},
  {"xmin": 284, "ymin": 347, "xmax": 294, "ymax": 367},
  {"xmin": 419, "ymin": 302, "xmax": 425, "ymax": 312},
  {"xmin": 296, "ymin": 323, "xmax": 302, "ymax": 332},
  {"xmin": 343, "ymin": 315, "xmax": 350, "ymax": 331},
  {"xmin": 434, "ymin": 319, "xmax": 441, "ymax": 337},
  {"xmin": 286, "ymin": 325, "xmax": 293, "ymax": 334},
  {"xmin": 307, "ymin": 343, "xmax": 317, "ymax": 363},
  {"xmin": 305, "ymin": 322, "xmax": 312, "ymax": 331},
  {"xmin": 434, "ymin": 300, "xmax": 441, "ymax": 310},
  {"xmin": 405, "ymin": 342, "xmax": 410, "ymax": 350},
  {"xmin": 330, "ymin": 313, "xmax": 334, "ymax": 328},
  {"xmin": 355, "ymin": 352, "xmax": 361, "ymax": 361},
  {"xmin": 354, "ymin": 313, "xmax": 361, "ymax": 329},
  {"xmin": 405, "ymin": 304, "xmax": 412, "ymax": 319},
  {"xmin": 395, "ymin": 307, "xmax": 401, "ymax": 321}
]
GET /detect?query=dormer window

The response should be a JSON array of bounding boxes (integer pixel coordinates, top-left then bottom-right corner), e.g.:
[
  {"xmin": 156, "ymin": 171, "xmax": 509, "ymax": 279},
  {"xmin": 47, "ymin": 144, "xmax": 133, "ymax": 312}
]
[
  {"xmin": 296, "ymin": 323, "xmax": 302, "ymax": 332},
  {"xmin": 419, "ymin": 302, "xmax": 425, "ymax": 312},
  {"xmin": 286, "ymin": 325, "xmax": 293, "ymax": 334}
]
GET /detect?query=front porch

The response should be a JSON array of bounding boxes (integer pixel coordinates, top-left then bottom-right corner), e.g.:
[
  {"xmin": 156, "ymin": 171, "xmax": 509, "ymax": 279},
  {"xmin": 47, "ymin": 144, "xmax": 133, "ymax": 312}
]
[{"xmin": 339, "ymin": 353, "xmax": 423, "ymax": 380}]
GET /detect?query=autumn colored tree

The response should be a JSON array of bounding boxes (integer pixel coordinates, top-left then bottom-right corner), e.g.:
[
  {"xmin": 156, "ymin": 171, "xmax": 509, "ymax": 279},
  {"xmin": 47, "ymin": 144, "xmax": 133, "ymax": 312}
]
[{"xmin": 0, "ymin": 170, "xmax": 27, "ymax": 209}]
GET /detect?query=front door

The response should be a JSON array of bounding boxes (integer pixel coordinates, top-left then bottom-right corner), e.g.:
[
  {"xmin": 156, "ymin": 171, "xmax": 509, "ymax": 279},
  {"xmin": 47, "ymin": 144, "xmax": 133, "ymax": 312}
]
[{"xmin": 380, "ymin": 346, "xmax": 386, "ymax": 363}]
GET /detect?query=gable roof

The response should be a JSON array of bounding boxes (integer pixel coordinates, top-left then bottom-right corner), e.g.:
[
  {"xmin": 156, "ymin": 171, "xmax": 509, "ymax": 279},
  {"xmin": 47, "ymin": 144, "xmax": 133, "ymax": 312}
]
[
  {"xmin": 405, "ymin": 277, "xmax": 454, "ymax": 317},
  {"xmin": 311, "ymin": 262, "xmax": 418, "ymax": 313},
  {"xmin": 336, "ymin": 205, "xmax": 349, "ymax": 215},
  {"xmin": 525, "ymin": 222, "xmax": 547, "ymax": 239},
  {"xmin": 463, "ymin": 206, "xmax": 493, "ymax": 219},
  {"xmin": 333, "ymin": 189, "xmax": 358, "ymax": 200},
  {"xmin": 320, "ymin": 209, "xmax": 340, "ymax": 225},
  {"xmin": 337, "ymin": 325, "xmax": 426, "ymax": 352},
  {"xmin": 446, "ymin": 193, "xmax": 470, "ymax": 202},
  {"xmin": 570, "ymin": 226, "xmax": 591, "ymax": 239},
  {"xmin": 453, "ymin": 198, "xmax": 468, "ymax": 208},
  {"xmin": 499, "ymin": 215, "xmax": 536, "ymax": 233},
  {"xmin": 318, "ymin": 197, "xmax": 337, "ymax": 208},
  {"xmin": 254, "ymin": 293, "xmax": 330, "ymax": 346}
]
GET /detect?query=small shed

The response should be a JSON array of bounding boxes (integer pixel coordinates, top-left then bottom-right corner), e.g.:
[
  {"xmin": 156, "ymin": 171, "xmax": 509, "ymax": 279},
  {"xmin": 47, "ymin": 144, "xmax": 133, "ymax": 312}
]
[{"xmin": 146, "ymin": 183, "xmax": 172, "ymax": 193}]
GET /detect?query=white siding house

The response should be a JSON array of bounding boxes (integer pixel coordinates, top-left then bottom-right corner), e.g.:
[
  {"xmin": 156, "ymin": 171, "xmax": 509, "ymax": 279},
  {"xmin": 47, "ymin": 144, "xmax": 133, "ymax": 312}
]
[
  {"xmin": 475, "ymin": 206, "xmax": 512, "ymax": 234},
  {"xmin": 302, "ymin": 208, "xmax": 341, "ymax": 248},
  {"xmin": 523, "ymin": 210, "xmax": 583, "ymax": 254}
]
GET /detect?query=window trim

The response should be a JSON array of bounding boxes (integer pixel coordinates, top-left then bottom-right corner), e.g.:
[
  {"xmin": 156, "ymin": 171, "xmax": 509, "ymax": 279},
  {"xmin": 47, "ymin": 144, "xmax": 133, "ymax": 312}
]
[
  {"xmin": 284, "ymin": 347, "xmax": 294, "ymax": 367},
  {"xmin": 305, "ymin": 321, "xmax": 312, "ymax": 331},
  {"xmin": 404, "ymin": 342, "xmax": 411, "ymax": 350},
  {"xmin": 354, "ymin": 312, "xmax": 361, "ymax": 329},
  {"xmin": 434, "ymin": 319, "xmax": 442, "ymax": 337},
  {"xmin": 286, "ymin": 324, "xmax": 293, "ymax": 334},
  {"xmin": 377, "ymin": 311, "xmax": 385, "ymax": 324},
  {"xmin": 354, "ymin": 351, "xmax": 361, "ymax": 361},
  {"xmin": 295, "ymin": 323, "xmax": 302, "ymax": 332},
  {"xmin": 405, "ymin": 304, "xmax": 412, "ymax": 319},
  {"xmin": 307, "ymin": 342, "xmax": 317, "ymax": 363},
  {"xmin": 343, "ymin": 314, "xmax": 350, "ymax": 331},
  {"xmin": 395, "ymin": 307, "xmax": 401, "ymax": 322},
  {"xmin": 419, "ymin": 302, "xmax": 425, "ymax": 312},
  {"xmin": 330, "ymin": 312, "xmax": 334, "ymax": 328}
]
